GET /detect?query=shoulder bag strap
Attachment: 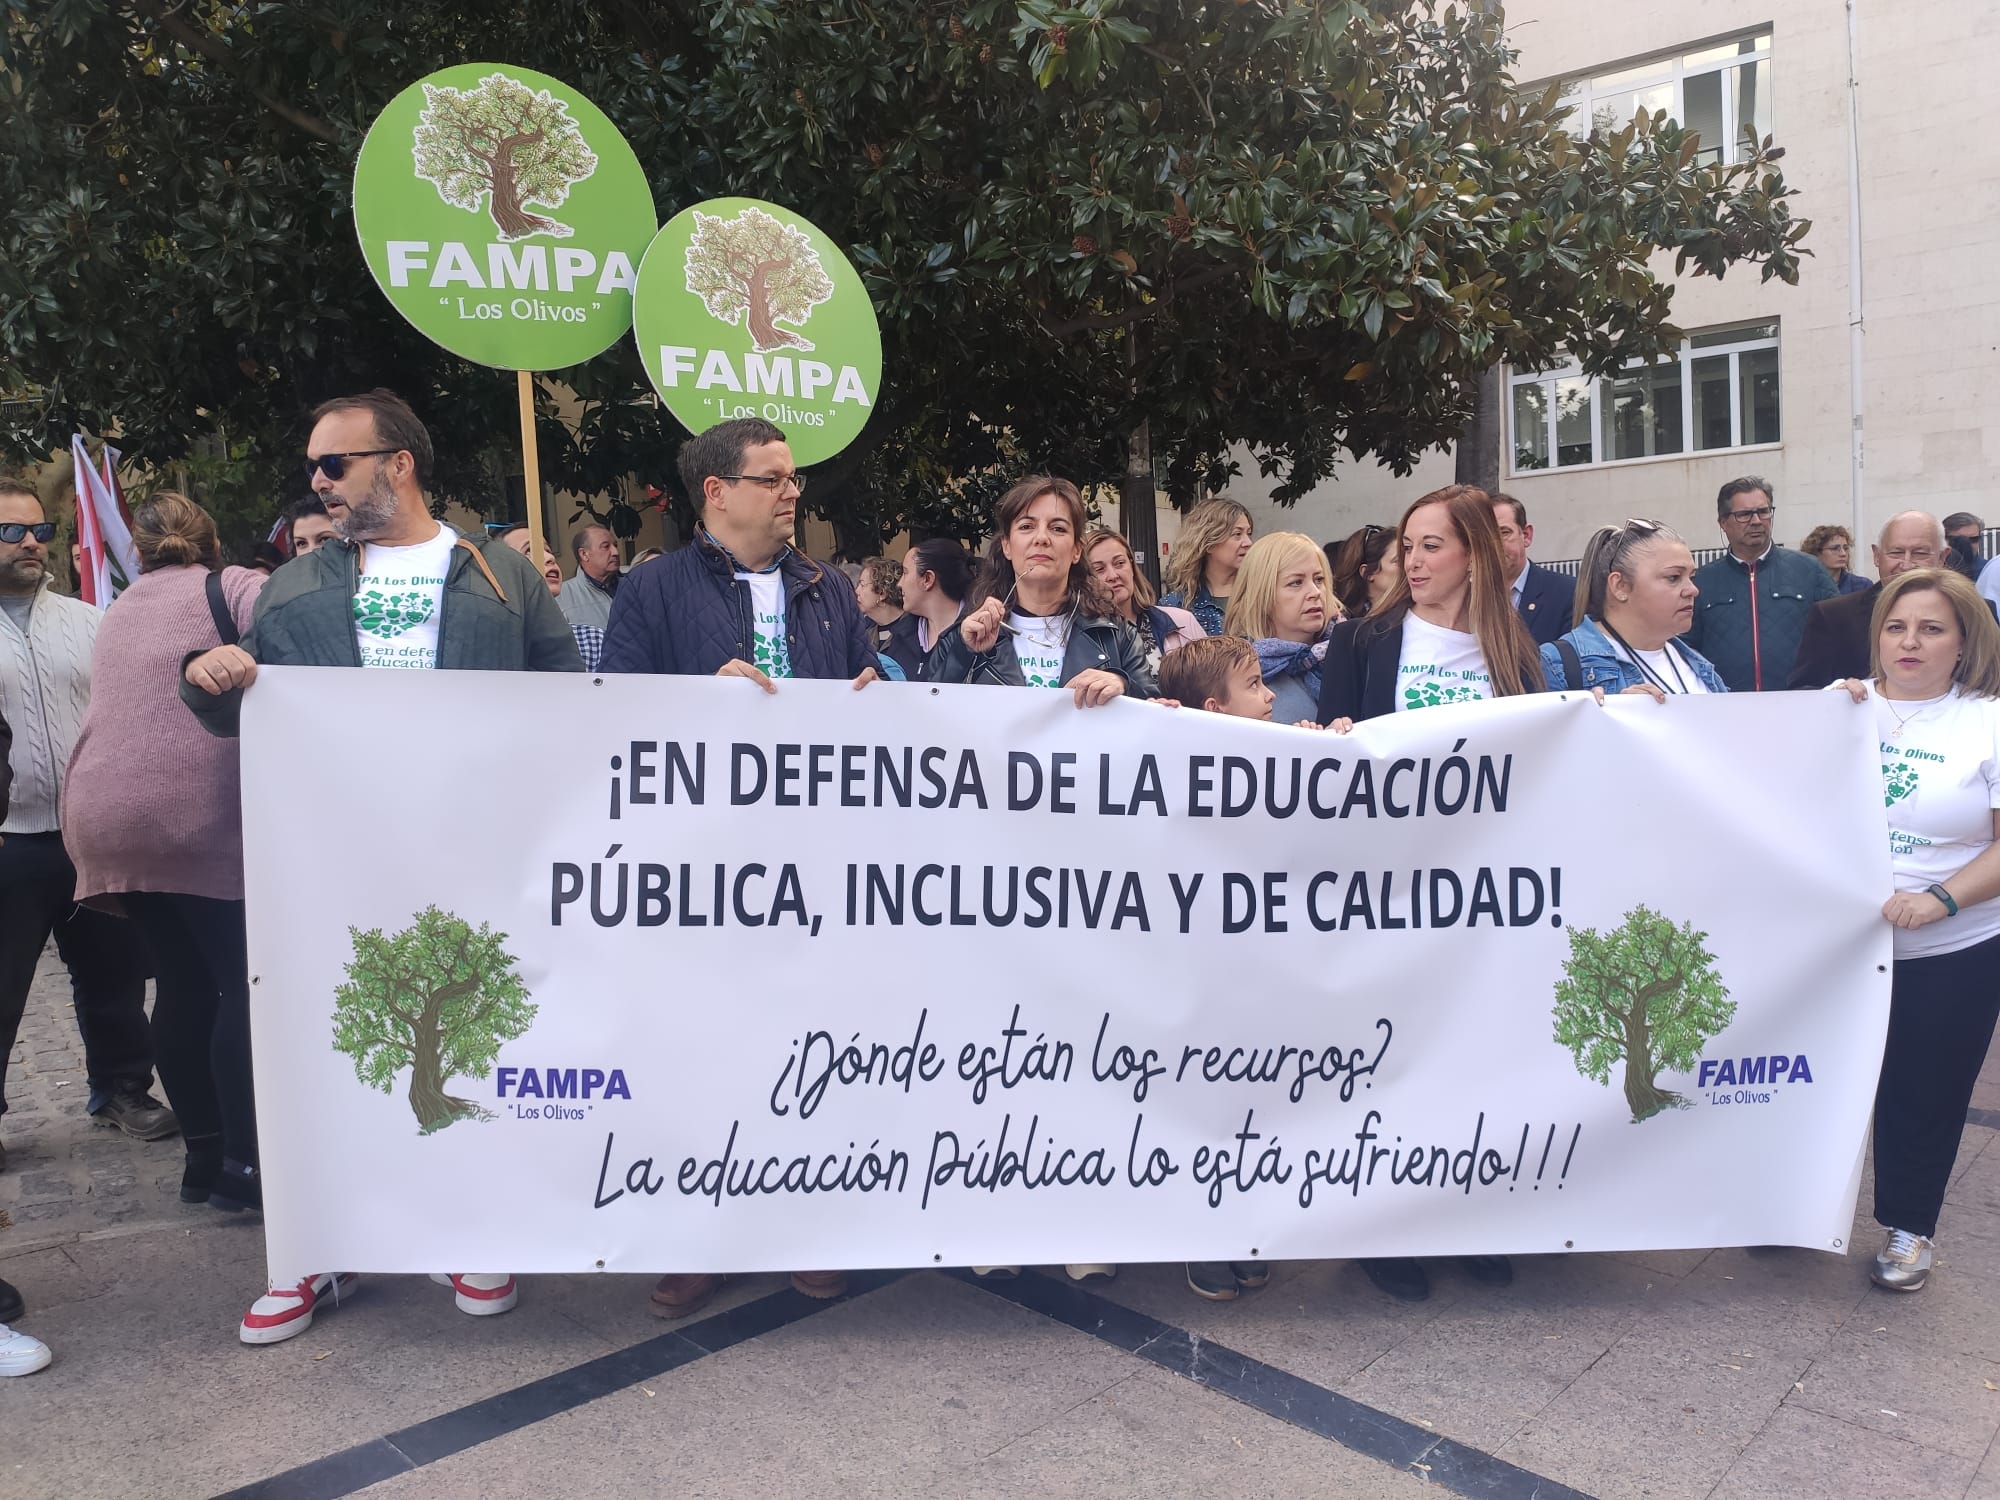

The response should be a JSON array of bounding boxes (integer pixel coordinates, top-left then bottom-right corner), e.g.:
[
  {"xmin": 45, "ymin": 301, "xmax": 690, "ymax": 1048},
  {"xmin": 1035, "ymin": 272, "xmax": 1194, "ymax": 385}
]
[
  {"xmin": 204, "ymin": 569, "xmax": 239, "ymax": 647},
  {"xmin": 1554, "ymin": 638, "xmax": 1581, "ymax": 691}
]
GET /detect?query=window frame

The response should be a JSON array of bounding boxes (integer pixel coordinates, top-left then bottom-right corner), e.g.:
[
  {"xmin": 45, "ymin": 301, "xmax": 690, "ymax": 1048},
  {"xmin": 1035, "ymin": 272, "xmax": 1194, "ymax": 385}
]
[
  {"xmin": 1552, "ymin": 31, "xmax": 1773, "ymax": 167},
  {"xmin": 1506, "ymin": 322, "xmax": 1782, "ymax": 477}
]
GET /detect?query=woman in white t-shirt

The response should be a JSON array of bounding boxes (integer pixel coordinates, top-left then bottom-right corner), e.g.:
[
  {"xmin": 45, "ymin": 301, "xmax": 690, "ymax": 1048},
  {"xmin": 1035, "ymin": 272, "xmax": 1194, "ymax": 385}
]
[
  {"xmin": 1313, "ymin": 485, "xmax": 1540, "ymax": 1304},
  {"xmin": 1830, "ymin": 567, "xmax": 2000, "ymax": 1293},
  {"xmin": 1317, "ymin": 485, "xmax": 1545, "ymax": 727},
  {"xmin": 1540, "ymin": 520, "xmax": 1730, "ymax": 695},
  {"xmin": 925, "ymin": 477, "xmax": 1157, "ymax": 703}
]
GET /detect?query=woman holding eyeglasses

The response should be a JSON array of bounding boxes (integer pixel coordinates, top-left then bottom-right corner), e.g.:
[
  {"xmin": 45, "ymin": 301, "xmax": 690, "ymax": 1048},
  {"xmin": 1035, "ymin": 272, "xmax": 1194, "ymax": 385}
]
[
  {"xmin": 925, "ymin": 477, "xmax": 1157, "ymax": 705},
  {"xmin": 1327, "ymin": 524, "xmax": 1401, "ymax": 620},
  {"xmin": 1540, "ymin": 520, "xmax": 1729, "ymax": 696},
  {"xmin": 1826, "ymin": 569, "xmax": 2000, "ymax": 1293}
]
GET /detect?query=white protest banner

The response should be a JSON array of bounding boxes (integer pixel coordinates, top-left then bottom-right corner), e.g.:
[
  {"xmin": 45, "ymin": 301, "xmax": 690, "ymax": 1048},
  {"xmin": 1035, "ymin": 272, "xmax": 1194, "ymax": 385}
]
[{"xmin": 240, "ymin": 673, "xmax": 1891, "ymax": 1281}]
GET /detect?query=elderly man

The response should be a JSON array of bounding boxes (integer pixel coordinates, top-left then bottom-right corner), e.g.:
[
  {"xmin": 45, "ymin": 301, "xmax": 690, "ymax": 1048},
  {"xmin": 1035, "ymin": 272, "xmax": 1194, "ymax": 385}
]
[
  {"xmin": 559, "ymin": 523, "xmax": 621, "ymax": 631},
  {"xmin": 1788, "ymin": 511, "xmax": 1945, "ymax": 688}
]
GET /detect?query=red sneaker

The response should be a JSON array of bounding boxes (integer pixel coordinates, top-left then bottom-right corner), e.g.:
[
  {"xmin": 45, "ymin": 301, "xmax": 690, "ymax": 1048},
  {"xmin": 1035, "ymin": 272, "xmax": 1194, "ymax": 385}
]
[
  {"xmin": 430, "ymin": 1273, "xmax": 519, "ymax": 1316},
  {"xmin": 240, "ymin": 1273, "xmax": 359, "ymax": 1345}
]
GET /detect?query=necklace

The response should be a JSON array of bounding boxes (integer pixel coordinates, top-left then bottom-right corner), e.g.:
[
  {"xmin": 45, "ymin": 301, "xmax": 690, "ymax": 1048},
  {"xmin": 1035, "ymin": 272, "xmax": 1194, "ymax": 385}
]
[{"xmin": 1883, "ymin": 690, "xmax": 1950, "ymax": 741}]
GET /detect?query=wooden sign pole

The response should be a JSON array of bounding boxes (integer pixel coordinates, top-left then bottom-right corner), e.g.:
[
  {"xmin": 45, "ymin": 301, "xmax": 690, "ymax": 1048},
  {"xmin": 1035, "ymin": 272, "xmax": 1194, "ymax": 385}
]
[{"xmin": 516, "ymin": 370, "xmax": 549, "ymax": 575}]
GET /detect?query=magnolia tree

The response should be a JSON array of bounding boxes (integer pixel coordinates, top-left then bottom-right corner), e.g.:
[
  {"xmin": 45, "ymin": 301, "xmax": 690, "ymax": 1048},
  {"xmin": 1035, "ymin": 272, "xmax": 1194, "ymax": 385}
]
[{"xmin": 2, "ymin": 1, "xmax": 1809, "ymax": 554}]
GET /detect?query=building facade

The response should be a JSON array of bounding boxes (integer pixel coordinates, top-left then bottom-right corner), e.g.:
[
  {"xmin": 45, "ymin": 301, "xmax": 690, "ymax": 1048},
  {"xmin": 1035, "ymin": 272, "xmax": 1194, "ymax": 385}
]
[{"xmin": 1226, "ymin": 0, "xmax": 2000, "ymax": 565}]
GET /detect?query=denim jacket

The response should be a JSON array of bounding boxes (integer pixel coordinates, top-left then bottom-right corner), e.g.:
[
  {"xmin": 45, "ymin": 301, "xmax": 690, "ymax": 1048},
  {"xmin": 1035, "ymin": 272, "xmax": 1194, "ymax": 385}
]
[{"xmin": 1540, "ymin": 616, "xmax": 1730, "ymax": 695}]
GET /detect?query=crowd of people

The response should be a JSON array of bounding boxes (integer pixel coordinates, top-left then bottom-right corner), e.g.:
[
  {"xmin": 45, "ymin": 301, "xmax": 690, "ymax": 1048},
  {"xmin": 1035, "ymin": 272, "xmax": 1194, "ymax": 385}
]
[{"xmin": 0, "ymin": 391, "xmax": 1994, "ymax": 1377}]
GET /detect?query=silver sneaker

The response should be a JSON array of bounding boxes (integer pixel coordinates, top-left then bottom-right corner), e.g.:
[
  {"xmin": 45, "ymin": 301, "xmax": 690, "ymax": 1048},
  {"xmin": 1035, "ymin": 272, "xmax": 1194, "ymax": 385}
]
[{"xmin": 1871, "ymin": 1228, "xmax": 1933, "ymax": 1291}]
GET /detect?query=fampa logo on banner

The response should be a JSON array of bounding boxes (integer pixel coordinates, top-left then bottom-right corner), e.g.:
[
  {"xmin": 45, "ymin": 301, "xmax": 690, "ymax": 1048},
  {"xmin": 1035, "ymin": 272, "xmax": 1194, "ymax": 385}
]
[
  {"xmin": 634, "ymin": 198, "xmax": 883, "ymax": 466},
  {"xmin": 352, "ymin": 64, "xmax": 657, "ymax": 369}
]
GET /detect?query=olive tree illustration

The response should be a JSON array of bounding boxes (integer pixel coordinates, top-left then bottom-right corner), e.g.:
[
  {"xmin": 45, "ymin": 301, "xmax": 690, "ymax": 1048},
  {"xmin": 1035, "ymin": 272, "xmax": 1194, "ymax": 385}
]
[
  {"xmin": 683, "ymin": 207, "xmax": 835, "ymax": 352},
  {"xmin": 1551, "ymin": 905, "xmax": 1735, "ymax": 1123},
  {"xmin": 331, "ymin": 907, "xmax": 538, "ymax": 1134},
  {"xmin": 411, "ymin": 73, "xmax": 597, "ymax": 241}
]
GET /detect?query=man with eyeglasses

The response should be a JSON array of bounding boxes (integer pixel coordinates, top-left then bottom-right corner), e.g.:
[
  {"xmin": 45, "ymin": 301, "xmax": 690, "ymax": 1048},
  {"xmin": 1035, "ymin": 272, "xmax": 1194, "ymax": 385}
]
[
  {"xmin": 0, "ymin": 477, "xmax": 175, "ymax": 1165},
  {"xmin": 599, "ymin": 416, "xmax": 876, "ymax": 689},
  {"xmin": 1790, "ymin": 512, "xmax": 1947, "ymax": 689},
  {"xmin": 1681, "ymin": 476, "xmax": 1836, "ymax": 692},
  {"xmin": 179, "ymin": 389, "xmax": 579, "ymax": 1347},
  {"xmin": 599, "ymin": 416, "xmax": 873, "ymax": 1321}
]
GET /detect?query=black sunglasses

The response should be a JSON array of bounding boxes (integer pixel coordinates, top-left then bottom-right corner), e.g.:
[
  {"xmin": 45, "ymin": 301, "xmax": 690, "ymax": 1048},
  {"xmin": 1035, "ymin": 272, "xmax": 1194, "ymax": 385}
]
[
  {"xmin": 0, "ymin": 522, "xmax": 56, "ymax": 545},
  {"xmin": 304, "ymin": 448, "xmax": 398, "ymax": 482}
]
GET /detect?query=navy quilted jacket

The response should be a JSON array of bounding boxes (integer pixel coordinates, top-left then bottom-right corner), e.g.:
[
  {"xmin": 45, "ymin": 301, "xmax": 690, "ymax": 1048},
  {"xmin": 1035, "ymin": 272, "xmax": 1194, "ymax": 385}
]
[
  {"xmin": 1679, "ymin": 546, "xmax": 1835, "ymax": 692},
  {"xmin": 599, "ymin": 534, "xmax": 875, "ymax": 679}
]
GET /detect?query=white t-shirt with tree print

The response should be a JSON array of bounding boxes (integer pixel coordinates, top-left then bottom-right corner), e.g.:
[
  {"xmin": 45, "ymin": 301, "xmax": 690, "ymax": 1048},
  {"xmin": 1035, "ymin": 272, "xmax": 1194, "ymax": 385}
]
[
  {"xmin": 738, "ymin": 569, "xmax": 793, "ymax": 678},
  {"xmin": 1395, "ymin": 611, "xmax": 1492, "ymax": 711},
  {"xmin": 1009, "ymin": 610, "xmax": 1071, "ymax": 688},
  {"xmin": 1869, "ymin": 681, "xmax": 2000, "ymax": 958},
  {"xmin": 353, "ymin": 524, "xmax": 455, "ymax": 669}
]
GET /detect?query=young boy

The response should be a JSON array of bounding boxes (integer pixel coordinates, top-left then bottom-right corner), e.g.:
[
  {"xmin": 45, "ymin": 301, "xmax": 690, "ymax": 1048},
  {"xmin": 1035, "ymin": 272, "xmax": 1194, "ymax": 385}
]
[{"xmin": 1158, "ymin": 635, "xmax": 1275, "ymax": 720}]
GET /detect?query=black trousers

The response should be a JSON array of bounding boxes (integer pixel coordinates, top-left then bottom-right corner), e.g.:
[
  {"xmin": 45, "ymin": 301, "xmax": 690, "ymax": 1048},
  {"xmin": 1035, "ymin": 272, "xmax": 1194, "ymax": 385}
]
[
  {"xmin": 121, "ymin": 892, "xmax": 257, "ymax": 1165},
  {"xmin": 1874, "ymin": 930, "xmax": 2000, "ymax": 1238},
  {"xmin": 0, "ymin": 832, "xmax": 155, "ymax": 1117}
]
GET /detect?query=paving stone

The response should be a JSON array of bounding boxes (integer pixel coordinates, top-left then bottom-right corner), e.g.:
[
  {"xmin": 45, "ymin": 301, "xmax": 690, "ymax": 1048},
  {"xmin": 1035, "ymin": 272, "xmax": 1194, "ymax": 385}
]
[
  {"xmin": 1708, "ymin": 1403, "xmax": 1977, "ymax": 1499},
  {"xmin": 1787, "ymin": 1324, "xmax": 2000, "ymax": 1460}
]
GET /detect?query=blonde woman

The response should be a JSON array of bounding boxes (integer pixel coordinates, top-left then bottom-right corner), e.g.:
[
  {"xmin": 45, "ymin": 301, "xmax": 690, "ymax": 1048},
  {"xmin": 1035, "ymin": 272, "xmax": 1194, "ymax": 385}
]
[
  {"xmin": 1160, "ymin": 498, "xmax": 1252, "ymax": 636},
  {"xmin": 1829, "ymin": 568, "xmax": 2000, "ymax": 1292},
  {"xmin": 1223, "ymin": 532, "xmax": 1342, "ymax": 723}
]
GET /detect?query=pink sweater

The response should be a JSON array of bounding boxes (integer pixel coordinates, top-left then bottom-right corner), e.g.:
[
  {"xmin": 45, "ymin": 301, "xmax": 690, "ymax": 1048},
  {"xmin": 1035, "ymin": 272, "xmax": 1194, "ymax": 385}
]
[{"xmin": 63, "ymin": 565, "xmax": 266, "ymax": 902}]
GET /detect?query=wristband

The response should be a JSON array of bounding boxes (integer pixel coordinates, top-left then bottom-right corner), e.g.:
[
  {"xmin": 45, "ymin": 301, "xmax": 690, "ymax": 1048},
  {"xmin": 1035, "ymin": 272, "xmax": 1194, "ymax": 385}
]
[{"xmin": 1927, "ymin": 883, "xmax": 1959, "ymax": 917}]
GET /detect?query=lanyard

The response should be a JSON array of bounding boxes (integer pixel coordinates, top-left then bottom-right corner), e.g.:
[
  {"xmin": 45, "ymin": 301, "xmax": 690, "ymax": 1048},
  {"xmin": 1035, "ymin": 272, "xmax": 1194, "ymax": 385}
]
[{"xmin": 1602, "ymin": 622, "xmax": 1690, "ymax": 694}]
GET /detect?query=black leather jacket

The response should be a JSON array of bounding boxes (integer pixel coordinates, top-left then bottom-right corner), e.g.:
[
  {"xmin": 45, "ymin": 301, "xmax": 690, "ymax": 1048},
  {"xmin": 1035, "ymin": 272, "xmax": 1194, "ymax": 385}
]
[{"xmin": 924, "ymin": 607, "xmax": 1159, "ymax": 698}]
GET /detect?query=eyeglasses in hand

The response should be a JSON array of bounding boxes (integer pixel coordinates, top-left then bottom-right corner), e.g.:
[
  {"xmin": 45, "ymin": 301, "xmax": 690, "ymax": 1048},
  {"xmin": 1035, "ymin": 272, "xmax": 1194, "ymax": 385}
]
[
  {"xmin": 0, "ymin": 522, "xmax": 56, "ymax": 544},
  {"xmin": 304, "ymin": 449, "xmax": 399, "ymax": 482}
]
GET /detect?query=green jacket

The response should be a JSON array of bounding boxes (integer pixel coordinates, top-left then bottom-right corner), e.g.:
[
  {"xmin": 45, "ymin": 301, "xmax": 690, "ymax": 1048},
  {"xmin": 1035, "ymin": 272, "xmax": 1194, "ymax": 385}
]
[{"xmin": 181, "ymin": 529, "xmax": 582, "ymax": 736}]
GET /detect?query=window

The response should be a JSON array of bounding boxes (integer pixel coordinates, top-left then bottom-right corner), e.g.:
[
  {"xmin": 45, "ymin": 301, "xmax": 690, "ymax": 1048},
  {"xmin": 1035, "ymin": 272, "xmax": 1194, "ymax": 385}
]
[
  {"xmin": 1557, "ymin": 33, "xmax": 1772, "ymax": 166},
  {"xmin": 1508, "ymin": 323, "xmax": 1779, "ymax": 474}
]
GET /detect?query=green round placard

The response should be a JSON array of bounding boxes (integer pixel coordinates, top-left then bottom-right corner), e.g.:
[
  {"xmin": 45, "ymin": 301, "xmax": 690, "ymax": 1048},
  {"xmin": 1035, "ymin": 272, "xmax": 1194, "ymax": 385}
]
[
  {"xmin": 633, "ymin": 199, "xmax": 883, "ymax": 466},
  {"xmin": 353, "ymin": 64, "xmax": 656, "ymax": 369}
]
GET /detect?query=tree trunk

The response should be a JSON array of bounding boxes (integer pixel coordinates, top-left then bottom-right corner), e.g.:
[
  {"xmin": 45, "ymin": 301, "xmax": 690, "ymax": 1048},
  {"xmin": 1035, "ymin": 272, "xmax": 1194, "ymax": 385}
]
[
  {"xmin": 1120, "ymin": 419, "xmax": 1159, "ymax": 591},
  {"xmin": 486, "ymin": 138, "xmax": 559, "ymax": 241},
  {"xmin": 745, "ymin": 265, "xmax": 810, "ymax": 352},
  {"xmin": 1455, "ymin": 366, "xmax": 1502, "ymax": 494},
  {"xmin": 1618, "ymin": 1009, "xmax": 1683, "ymax": 1121},
  {"xmin": 406, "ymin": 1028, "xmax": 477, "ymax": 1133}
]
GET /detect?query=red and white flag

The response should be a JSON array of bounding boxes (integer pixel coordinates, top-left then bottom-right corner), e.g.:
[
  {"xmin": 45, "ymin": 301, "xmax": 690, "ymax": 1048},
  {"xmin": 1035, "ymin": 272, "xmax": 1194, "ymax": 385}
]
[{"xmin": 70, "ymin": 435, "xmax": 140, "ymax": 608}]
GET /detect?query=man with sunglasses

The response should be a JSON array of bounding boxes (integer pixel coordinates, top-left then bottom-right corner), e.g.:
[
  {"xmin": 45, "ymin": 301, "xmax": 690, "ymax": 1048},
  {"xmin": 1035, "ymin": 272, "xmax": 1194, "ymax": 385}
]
[
  {"xmin": 0, "ymin": 478, "xmax": 174, "ymax": 1163},
  {"xmin": 178, "ymin": 389, "xmax": 578, "ymax": 1346},
  {"xmin": 1681, "ymin": 476, "xmax": 1836, "ymax": 692}
]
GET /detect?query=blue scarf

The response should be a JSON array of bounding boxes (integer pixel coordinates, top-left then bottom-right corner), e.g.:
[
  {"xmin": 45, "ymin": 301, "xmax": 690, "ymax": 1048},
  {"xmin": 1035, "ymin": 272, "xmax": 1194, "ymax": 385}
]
[{"xmin": 1252, "ymin": 632, "xmax": 1331, "ymax": 700}]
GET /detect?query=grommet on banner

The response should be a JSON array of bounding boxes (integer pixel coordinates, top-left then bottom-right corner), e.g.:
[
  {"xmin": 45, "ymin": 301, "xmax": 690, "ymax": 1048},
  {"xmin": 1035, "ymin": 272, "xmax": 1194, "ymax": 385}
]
[
  {"xmin": 932, "ymin": 1253, "xmax": 942, "ymax": 1262},
  {"xmin": 1831, "ymin": 1237, "xmax": 1844, "ymax": 1250},
  {"xmin": 593, "ymin": 677, "xmax": 604, "ymax": 687},
  {"xmin": 1564, "ymin": 1239, "xmax": 1574, "ymax": 1249},
  {"xmin": 251, "ymin": 976, "xmax": 259, "ymax": 985},
  {"xmin": 594, "ymin": 1258, "xmax": 606, "ymax": 1269}
]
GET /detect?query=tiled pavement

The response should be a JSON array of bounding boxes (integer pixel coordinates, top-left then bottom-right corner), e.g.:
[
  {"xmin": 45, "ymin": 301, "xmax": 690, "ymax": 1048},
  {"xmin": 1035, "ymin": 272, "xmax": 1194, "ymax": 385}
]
[{"xmin": 4, "ymin": 943, "xmax": 1999, "ymax": 1500}]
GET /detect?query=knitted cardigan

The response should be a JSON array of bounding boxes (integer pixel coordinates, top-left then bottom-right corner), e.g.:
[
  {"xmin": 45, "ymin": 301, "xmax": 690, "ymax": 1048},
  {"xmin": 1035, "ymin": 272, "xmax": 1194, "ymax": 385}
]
[
  {"xmin": 0, "ymin": 581, "xmax": 98, "ymax": 834},
  {"xmin": 62, "ymin": 565, "xmax": 264, "ymax": 901}
]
